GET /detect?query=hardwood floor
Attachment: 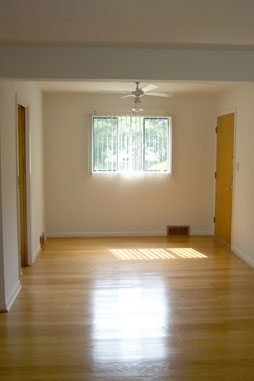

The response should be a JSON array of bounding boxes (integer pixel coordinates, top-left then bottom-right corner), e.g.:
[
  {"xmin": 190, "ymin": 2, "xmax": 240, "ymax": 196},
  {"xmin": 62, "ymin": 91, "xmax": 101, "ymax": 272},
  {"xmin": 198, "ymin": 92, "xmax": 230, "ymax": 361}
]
[{"xmin": 1, "ymin": 236, "xmax": 254, "ymax": 380}]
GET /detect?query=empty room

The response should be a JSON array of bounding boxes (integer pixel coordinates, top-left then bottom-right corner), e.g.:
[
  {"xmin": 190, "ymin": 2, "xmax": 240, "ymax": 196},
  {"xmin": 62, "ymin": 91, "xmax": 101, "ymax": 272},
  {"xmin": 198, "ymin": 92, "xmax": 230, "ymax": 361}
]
[{"xmin": 0, "ymin": 1, "xmax": 254, "ymax": 380}]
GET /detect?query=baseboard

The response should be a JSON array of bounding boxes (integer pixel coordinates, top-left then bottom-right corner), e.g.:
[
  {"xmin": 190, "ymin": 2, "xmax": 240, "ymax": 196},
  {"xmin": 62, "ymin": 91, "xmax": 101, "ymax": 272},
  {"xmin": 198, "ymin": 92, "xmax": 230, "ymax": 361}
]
[
  {"xmin": 214, "ymin": 235, "xmax": 230, "ymax": 249},
  {"xmin": 231, "ymin": 246, "xmax": 254, "ymax": 268},
  {"xmin": 5, "ymin": 280, "xmax": 22, "ymax": 311},
  {"xmin": 46, "ymin": 231, "xmax": 166, "ymax": 237},
  {"xmin": 190, "ymin": 231, "xmax": 212, "ymax": 236},
  {"xmin": 32, "ymin": 243, "xmax": 41, "ymax": 264},
  {"xmin": 46, "ymin": 230, "xmax": 212, "ymax": 238}
]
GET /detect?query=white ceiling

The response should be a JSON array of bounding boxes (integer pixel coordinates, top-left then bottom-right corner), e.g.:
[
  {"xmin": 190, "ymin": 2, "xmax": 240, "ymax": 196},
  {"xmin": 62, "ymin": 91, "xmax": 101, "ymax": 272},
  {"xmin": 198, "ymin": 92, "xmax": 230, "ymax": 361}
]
[
  {"xmin": 1, "ymin": 0, "xmax": 254, "ymax": 48},
  {"xmin": 39, "ymin": 81, "xmax": 235, "ymax": 95}
]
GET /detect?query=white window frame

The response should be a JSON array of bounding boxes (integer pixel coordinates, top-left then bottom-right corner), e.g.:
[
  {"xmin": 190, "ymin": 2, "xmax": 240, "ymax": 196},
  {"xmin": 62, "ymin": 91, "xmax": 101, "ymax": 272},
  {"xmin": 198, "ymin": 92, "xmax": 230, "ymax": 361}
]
[{"xmin": 91, "ymin": 114, "xmax": 172, "ymax": 174}]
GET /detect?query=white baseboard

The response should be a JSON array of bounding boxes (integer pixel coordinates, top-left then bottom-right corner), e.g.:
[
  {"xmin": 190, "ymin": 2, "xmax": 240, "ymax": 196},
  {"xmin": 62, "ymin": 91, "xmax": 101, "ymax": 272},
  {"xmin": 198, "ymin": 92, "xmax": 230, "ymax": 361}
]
[
  {"xmin": 190, "ymin": 231, "xmax": 212, "ymax": 236},
  {"xmin": 46, "ymin": 230, "xmax": 212, "ymax": 238},
  {"xmin": 231, "ymin": 246, "xmax": 254, "ymax": 268},
  {"xmin": 32, "ymin": 243, "xmax": 41, "ymax": 264},
  {"xmin": 5, "ymin": 280, "xmax": 22, "ymax": 311},
  {"xmin": 46, "ymin": 231, "xmax": 166, "ymax": 237}
]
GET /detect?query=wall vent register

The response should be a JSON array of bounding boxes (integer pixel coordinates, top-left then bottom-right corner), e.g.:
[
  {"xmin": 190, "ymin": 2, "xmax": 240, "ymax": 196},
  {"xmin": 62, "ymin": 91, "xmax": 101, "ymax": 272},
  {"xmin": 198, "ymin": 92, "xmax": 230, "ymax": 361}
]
[{"xmin": 167, "ymin": 225, "xmax": 190, "ymax": 236}]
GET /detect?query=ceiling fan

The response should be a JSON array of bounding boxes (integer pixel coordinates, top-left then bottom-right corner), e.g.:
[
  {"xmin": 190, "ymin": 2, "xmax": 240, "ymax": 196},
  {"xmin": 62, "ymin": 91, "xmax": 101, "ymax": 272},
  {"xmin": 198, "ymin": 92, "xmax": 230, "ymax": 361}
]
[
  {"xmin": 120, "ymin": 82, "xmax": 173, "ymax": 99},
  {"xmin": 121, "ymin": 82, "xmax": 173, "ymax": 112}
]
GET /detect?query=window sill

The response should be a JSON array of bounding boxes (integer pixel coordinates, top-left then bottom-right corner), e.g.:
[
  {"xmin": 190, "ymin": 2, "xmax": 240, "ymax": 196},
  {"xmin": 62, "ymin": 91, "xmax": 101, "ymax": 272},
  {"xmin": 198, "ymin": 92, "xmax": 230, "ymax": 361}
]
[{"xmin": 91, "ymin": 171, "xmax": 172, "ymax": 176}]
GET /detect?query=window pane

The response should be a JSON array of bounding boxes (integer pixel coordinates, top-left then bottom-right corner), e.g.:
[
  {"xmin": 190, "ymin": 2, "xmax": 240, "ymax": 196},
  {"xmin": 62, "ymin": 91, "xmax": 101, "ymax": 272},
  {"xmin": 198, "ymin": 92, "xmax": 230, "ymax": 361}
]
[
  {"xmin": 118, "ymin": 116, "xmax": 143, "ymax": 171},
  {"xmin": 144, "ymin": 118, "xmax": 168, "ymax": 171},
  {"xmin": 131, "ymin": 116, "xmax": 143, "ymax": 171},
  {"xmin": 93, "ymin": 117, "xmax": 117, "ymax": 171},
  {"xmin": 92, "ymin": 115, "xmax": 170, "ymax": 173},
  {"xmin": 118, "ymin": 116, "xmax": 131, "ymax": 171}
]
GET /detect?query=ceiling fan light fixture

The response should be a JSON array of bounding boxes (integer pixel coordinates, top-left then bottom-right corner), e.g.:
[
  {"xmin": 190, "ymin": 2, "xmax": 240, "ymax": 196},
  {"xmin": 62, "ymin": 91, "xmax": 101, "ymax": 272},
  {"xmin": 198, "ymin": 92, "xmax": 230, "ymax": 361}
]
[
  {"xmin": 131, "ymin": 104, "xmax": 143, "ymax": 112},
  {"xmin": 131, "ymin": 96, "xmax": 143, "ymax": 112},
  {"xmin": 131, "ymin": 107, "xmax": 143, "ymax": 112}
]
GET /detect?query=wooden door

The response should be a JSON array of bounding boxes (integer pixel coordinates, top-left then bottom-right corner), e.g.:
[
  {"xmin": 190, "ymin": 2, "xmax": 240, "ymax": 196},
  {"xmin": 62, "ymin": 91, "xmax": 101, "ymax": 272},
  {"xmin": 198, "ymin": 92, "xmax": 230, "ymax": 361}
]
[
  {"xmin": 215, "ymin": 113, "xmax": 234, "ymax": 246},
  {"xmin": 18, "ymin": 105, "xmax": 28, "ymax": 265}
]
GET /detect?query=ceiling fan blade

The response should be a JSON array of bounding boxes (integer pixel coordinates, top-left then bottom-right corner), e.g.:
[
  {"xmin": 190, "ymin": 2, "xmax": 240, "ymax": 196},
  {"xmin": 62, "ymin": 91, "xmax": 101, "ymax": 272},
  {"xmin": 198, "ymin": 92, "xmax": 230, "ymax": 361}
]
[
  {"xmin": 141, "ymin": 84, "xmax": 158, "ymax": 93},
  {"xmin": 120, "ymin": 94, "xmax": 133, "ymax": 99},
  {"xmin": 146, "ymin": 92, "xmax": 174, "ymax": 98}
]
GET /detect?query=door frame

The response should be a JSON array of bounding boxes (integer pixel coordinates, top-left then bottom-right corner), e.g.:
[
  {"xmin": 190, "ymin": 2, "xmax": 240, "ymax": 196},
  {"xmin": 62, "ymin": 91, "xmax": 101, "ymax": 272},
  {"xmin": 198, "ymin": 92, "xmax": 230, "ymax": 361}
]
[
  {"xmin": 213, "ymin": 107, "xmax": 237, "ymax": 247},
  {"xmin": 15, "ymin": 94, "xmax": 32, "ymax": 268}
]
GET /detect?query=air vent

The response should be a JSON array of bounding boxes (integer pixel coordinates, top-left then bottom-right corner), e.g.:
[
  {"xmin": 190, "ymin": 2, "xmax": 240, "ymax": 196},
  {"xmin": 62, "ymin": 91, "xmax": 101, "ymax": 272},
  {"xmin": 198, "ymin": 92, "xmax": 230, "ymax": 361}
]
[{"xmin": 167, "ymin": 225, "xmax": 190, "ymax": 236}]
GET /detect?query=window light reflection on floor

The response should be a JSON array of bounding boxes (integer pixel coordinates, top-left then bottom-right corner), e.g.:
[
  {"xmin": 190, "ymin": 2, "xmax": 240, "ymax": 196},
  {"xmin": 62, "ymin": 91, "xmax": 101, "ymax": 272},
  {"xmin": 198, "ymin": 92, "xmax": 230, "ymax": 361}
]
[{"xmin": 110, "ymin": 248, "xmax": 207, "ymax": 260}]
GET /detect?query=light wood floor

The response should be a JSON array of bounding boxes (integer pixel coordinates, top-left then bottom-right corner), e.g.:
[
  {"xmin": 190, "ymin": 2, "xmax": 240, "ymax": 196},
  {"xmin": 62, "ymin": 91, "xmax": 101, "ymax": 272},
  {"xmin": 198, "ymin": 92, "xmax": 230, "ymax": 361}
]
[{"xmin": 1, "ymin": 236, "xmax": 254, "ymax": 380}]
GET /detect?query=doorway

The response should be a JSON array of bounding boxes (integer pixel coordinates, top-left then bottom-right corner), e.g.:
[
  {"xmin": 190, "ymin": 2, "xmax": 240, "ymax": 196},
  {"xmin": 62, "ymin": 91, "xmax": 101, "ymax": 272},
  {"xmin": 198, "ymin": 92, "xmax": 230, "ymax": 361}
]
[
  {"xmin": 17, "ymin": 105, "xmax": 28, "ymax": 266},
  {"xmin": 214, "ymin": 113, "xmax": 235, "ymax": 247}
]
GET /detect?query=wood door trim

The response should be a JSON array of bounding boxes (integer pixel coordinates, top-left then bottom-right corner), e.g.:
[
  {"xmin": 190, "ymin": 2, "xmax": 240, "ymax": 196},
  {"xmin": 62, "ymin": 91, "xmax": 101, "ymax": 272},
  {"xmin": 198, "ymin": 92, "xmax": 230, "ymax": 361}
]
[
  {"xmin": 16, "ymin": 95, "xmax": 32, "ymax": 266},
  {"xmin": 18, "ymin": 105, "xmax": 28, "ymax": 266}
]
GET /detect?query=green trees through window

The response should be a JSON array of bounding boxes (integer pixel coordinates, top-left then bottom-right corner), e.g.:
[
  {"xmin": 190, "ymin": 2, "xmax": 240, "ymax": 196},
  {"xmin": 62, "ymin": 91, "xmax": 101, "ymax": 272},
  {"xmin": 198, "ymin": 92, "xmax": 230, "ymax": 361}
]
[{"xmin": 92, "ymin": 116, "xmax": 171, "ymax": 173}]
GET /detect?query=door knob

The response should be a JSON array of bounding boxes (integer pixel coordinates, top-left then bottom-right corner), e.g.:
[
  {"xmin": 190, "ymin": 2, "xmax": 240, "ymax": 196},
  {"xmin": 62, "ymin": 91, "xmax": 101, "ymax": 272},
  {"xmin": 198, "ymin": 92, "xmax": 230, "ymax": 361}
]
[{"xmin": 227, "ymin": 186, "xmax": 232, "ymax": 190}]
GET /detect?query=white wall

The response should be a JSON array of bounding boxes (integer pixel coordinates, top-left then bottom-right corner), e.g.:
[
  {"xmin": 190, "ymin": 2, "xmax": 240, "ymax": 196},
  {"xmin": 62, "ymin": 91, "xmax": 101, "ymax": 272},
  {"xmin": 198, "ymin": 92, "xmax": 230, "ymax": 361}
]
[
  {"xmin": 2, "ymin": 46, "xmax": 254, "ymax": 81},
  {"xmin": 44, "ymin": 92, "xmax": 215, "ymax": 236},
  {"xmin": 0, "ymin": 81, "xmax": 44, "ymax": 310},
  {"xmin": 215, "ymin": 84, "xmax": 254, "ymax": 267}
]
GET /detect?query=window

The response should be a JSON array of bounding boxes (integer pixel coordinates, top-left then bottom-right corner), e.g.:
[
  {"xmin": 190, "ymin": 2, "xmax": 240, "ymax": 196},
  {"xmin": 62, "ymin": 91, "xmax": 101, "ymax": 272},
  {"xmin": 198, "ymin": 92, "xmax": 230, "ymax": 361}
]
[{"xmin": 92, "ymin": 115, "xmax": 172, "ymax": 173}]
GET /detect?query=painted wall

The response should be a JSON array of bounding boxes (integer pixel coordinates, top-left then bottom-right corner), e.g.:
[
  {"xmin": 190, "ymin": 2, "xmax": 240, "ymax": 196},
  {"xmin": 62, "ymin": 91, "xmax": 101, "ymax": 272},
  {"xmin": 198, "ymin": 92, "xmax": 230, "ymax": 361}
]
[
  {"xmin": 1, "ymin": 46, "xmax": 254, "ymax": 81},
  {"xmin": 44, "ymin": 92, "xmax": 215, "ymax": 236},
  {"xmin": 0, "ymin": 81, "xmax": 44, "ymax": 309},
  {"xmin": 215, "ymin": 84, "xmax": 254, "ymax": 267}
]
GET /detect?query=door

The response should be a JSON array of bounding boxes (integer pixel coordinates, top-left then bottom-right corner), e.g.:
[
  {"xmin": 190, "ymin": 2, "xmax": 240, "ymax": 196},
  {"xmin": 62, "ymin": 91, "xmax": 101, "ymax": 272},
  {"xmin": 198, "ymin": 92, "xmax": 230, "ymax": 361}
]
[
  {"xmin": 18, "ymin": 105, "xmax": 28, "ymax": 265},
  {"xmin": 214, "ymin": 113, "xmax": 234, "ymax": 246}
]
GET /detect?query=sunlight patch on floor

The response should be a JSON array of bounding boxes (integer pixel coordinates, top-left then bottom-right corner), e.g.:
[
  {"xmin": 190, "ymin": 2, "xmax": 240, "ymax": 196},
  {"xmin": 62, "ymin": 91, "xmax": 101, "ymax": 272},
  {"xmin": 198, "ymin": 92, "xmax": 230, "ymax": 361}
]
[{"xmin": 110, "ymin": 248, "xmax": 207, "ymax": 260}]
